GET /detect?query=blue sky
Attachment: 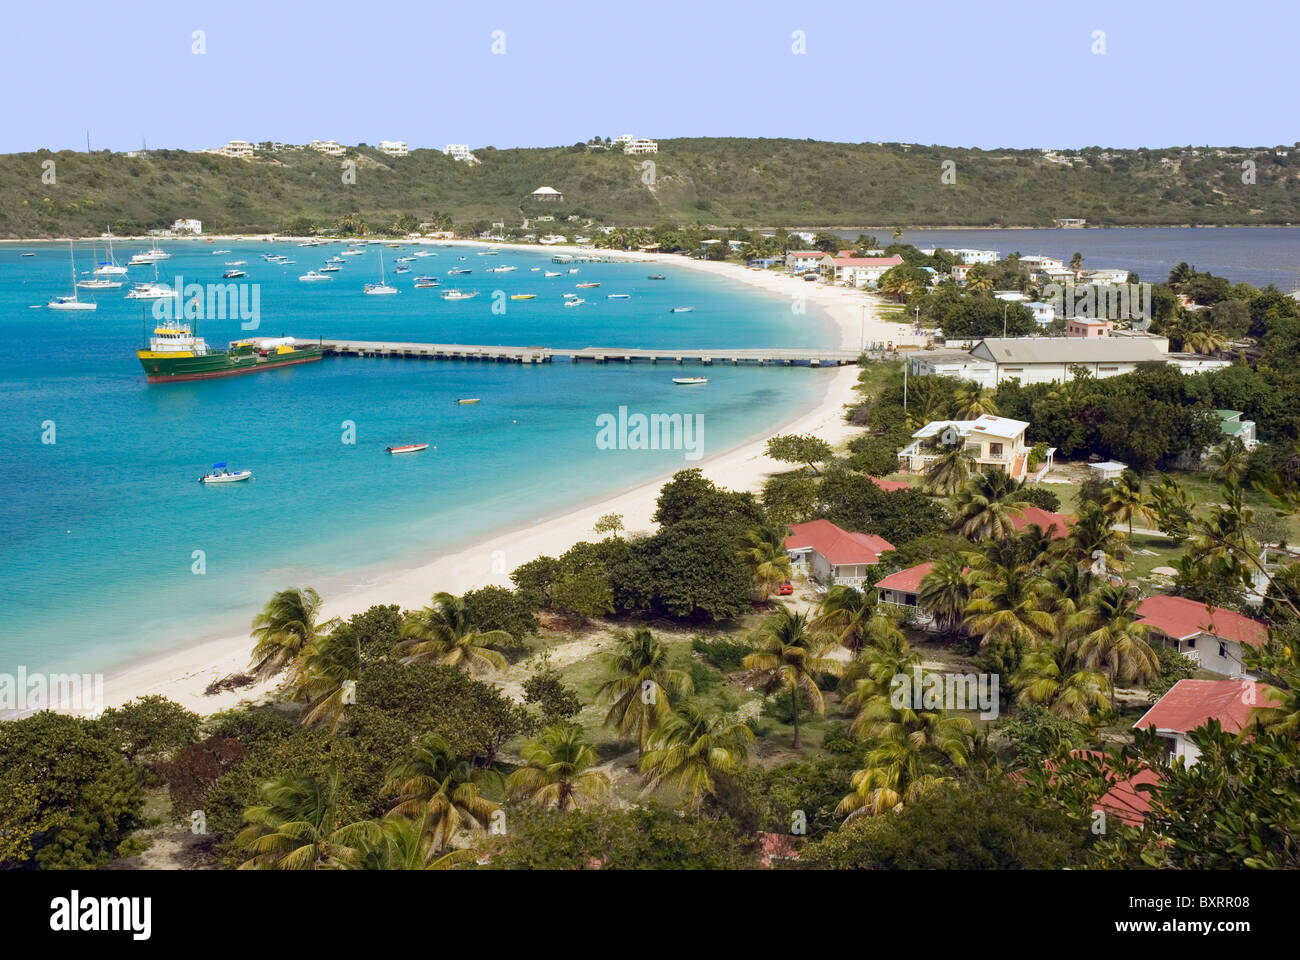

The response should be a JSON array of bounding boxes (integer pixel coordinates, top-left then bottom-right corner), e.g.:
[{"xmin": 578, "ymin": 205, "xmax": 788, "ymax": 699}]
[{"xmin": 3, "ymin": 0, "xmax": 1296, "ymax": 153}]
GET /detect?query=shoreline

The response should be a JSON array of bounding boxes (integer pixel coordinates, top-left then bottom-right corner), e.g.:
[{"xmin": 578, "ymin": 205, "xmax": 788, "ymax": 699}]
[{"xmin": 82, "ymin": 249, "xmax": 888, "ymax": 716}]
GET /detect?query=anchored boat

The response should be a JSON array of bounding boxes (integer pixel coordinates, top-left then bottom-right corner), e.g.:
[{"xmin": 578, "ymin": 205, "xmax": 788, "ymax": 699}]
[
  {"xmin": 138, "ymin": 325, "xmax": 323, "ymax": 383},
  {"xmin": 199, "ymin": 463, "xmax": 252, "ymax": 483},
  {"xmin": 672, "ymin": 377, "xmax": 709, "ymax": 385},
  {"xmin": 386, "ymin": 443, "xmax": 429, "ymax": 454}
]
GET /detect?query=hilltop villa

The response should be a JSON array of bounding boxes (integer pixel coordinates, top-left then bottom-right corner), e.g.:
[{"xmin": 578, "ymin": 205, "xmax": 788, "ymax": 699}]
[
  {"xmin": 898, "ymin": 414, "xmax": 1046, "ymax": 482},
  {"xmin": 784, "ymin": 519, "xmax": 895, "ymax": 590},
  {"xmin": 531, "ymin": 186, "xmax": 563, "ymax": 202}
]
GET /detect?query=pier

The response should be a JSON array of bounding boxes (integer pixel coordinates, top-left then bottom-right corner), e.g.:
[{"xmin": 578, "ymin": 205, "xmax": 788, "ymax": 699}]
[{"xmin": 297, "ymin": 339, "xmax": 861, "ymax": 367}]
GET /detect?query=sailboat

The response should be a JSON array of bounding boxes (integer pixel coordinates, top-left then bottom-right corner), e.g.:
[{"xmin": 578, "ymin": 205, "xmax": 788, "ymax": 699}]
[
  {"xmin": 125, "ymin": 260, "xmax": 174, "ymax": 300},
  {"xmin": 128, "ymin": 237, "xmax": 169, "ymax": 265},
  {"xmin": 94, "ymin": 233, "xmax": 128, "ymax": 276},
  {"xmin": 364, "ymin": 250, "xmax": 398, "ymax": 295},
  {"xmin": 48, "ymin": 242, "xmax": 98, "ymax": 310},
  {"xmin": 77, "ymin": 244, "xmax": 124, "ymax": 289}
]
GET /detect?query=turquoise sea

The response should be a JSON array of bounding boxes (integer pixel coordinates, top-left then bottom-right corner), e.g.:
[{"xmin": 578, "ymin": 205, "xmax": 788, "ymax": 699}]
[{"xmin": 0, "ymin": 241, "xmax": 832, "ymax": 678}]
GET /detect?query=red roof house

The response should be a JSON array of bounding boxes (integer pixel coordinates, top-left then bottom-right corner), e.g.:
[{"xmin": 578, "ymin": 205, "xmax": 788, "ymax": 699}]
[
  {"xmin": 785, "ymin": 519, "xmax": 894, "ymax": 589},
  {"xmin": 874, "ymin": 561, "xmax": 935, "ymax": 604},
  {"xmin": 1134, "ymin": 678, "xmax": 1279, "ymax": 766},
  {"xmin": 1009, "ymin": 505, "xmax": 1073, "ymax": 539},
  {"xmin": 1135, "ymin": 596, "xmax": 1269, "ymax": 677}
]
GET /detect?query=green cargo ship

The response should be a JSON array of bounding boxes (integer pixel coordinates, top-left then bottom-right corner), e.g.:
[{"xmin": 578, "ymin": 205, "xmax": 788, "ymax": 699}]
[{"xmin": 137, "ymin": 324, "xmax": 323, "ymax": 383}]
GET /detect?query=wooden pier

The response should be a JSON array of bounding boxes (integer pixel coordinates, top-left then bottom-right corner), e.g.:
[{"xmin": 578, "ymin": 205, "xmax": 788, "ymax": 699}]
[{"xmin": 298, "ymin": 339, "xmax": 860, "ymax": 367}]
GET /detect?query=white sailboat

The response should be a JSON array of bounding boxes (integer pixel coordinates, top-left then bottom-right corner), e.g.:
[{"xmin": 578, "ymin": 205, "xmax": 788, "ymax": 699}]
[
  {"xmin": 125, "ymin": 261, "xmax": 174, "ymax": 300},
  {"xmin": 364, "ymin": 251, "xmax": 398, "ymax": 295},
  {"xmin": 94, "ymin": 233, "xmax": 128, "ymax": 276},
  {"xmin": 77, "ymin": 244, "xmax": 124, "ymax": 288},
  {"xmin": 48, "ymin": 242, "xmax": 98, "ymax": 310}
]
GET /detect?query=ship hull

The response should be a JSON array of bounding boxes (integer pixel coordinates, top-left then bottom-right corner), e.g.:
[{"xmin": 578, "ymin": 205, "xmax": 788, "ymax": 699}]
[{"xmin": 139, "ymin": 347, "xmax": 323, "ymax": 383}]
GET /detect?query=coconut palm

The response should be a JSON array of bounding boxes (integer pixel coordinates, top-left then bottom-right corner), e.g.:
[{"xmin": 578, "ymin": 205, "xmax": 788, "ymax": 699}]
[
  {"xmin": 950, "ymin": 383, "xmax": 999, "ymax": 419},
  {"xmin": 1104, "ymin": 470, "xmax": 1155, "ymax": 536},
  {"xmin": 966, "ymin": 272, "xmax": 994, "ymax": 294},
  {"xmin": 1065, "ymin": 501, "xmax": 1130, "ymax": 587},
  {"xmin": 380, "ymin": 735, "xmax": 500, "ymax": 853},
  {"xmin": 396, "ymin": 592, "xmax": 510, "ymax": 673},
  {"xmin": 506, "ymin": 725, "xmax": 610, "ymax": 812},
  {"xmin": 249, "ymin": 587, "xmax": 338, "ymax": 681},
  {"xmin": 963, "ymin": 567, "xmax": 1056, "ymax": 650},
  {"xmin": 813, "ymin": 584, "xmax": 876, "ymax": 655},
  {"xmin": 639, "ymin": 701, "xmax": 755, "ymax": 808},
  {"xmin": 1182, "ymin": 325, "xmax": 1227, "ymax": 355},
  {"xmin": 1206, "ymin": 437, "xmax": 1249, "ymax": 486},
  {"xmin": 950, "ymin": 468, "xmax": 1033, "ymax": 541},
  {"xmin": 738, "ymin": 524, "xmax": 792, "ymax": 601},
  {"xmin": 1074, "ymin": 585, "xmax": 1159, "ymax": 708},
  {"xmin": 837, "ymin": 708, "xmax": 971, "ymax": 819},
  {"xmin": 1011, "ymin": 648, "xmax": 1111, "ymax": 723},
  {"xmin": 744, "ymin": 607, "xmax": 843, "ymax": 749},
  {"xmin": 236, "ymin": 770, "xmax": 372, "ymax": 870},
  {"xmin": 290, "ymin": 628, "xmax": 362, "ymax": 732},
  {"xmin": 923, "ymin": 441, "xmax": 974, "ymax": 495},
  {"xmin": 597, "ymin": 628, "xmax": 693, "ymax": 754},
  {"xmin": 917, "ymin": 554, "xmax": 972, "ymax": 635},
  {"xmin": 350, "ymin": 816, "xmax": 477, "ymax": 871}
]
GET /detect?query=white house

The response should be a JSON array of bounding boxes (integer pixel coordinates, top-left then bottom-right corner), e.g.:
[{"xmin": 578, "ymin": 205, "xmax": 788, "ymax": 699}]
[
  {"xmin": 378, "ymin": 140, "xmax": 408, "ymax": 157},
  {"xmin": 908, "ymin": 337, "xmax": 1229, "ymax": 389},
  {"xmin": 531, "ymin": 186, "xmax": 563, "ymax": 202},
  {"xmin": 622, "ymin": 138, "xmax": 658, "ymax": 154},
  {"xmin": 172, "ymin": 219, "xmax": 202, "ymax": 235},
  {"xmin": 309, "ymin": 140, "xmax": 345, "ymax": 156},
  {"xmin": 1216, "ymin": 409, "xmax": 1258, "ymax": 449},
  {"xmin": 951, "ymin": 264, "xmax": 975, "ymax": 282},
  {"xmin": 1135, "ymin": 595, "xmax": 1269, "ymax": 678},
  {"xmin": 1019, "ymin": 254, "xmax": 1065, "ymax": 272},
  {"xmin": 953, "ymin": 248, "xmax": 1000, "ymax": 264},
  {"xmin": 831, "ymin": 255, "xmax": 904, "ymax": 287},
  {"xmin": 1135, "ymin": 679, "xmax": 1278, "ymax": 766},
  {"xmin": 784, "ymin": 519, "xmax": 895, "ymax": 590},
  {"xmin": 898, "ymin": 414, "xmax": 1039, "ymax": 481},
  {"xmin": 443, "ymin": 144, "xmax": 475, "ymax": 162},
  {"xmin": 1026, "ymin": 301, "xmax": 1057, "ymax": 325},
  {"xmin": 216, "ymin": 139, "xmax": 254, "ymax": 159},
  {"xmin": 1084, "ymin": 268, "xmax": 1131, "ymax": 285},
  {"xmin": 785, "ymin": 250, "xmax": 833, "ymax": 275}
]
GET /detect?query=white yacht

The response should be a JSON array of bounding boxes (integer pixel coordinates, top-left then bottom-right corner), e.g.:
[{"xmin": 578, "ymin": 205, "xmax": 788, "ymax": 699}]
[
  {"xmin": 94, "ymin": 235, "xmax": 128, "ymax": 275},
  {"xmin": 125, "ymin": 262, "xmax": 174, "ymax": 300},
  {"xmin": 299, "ymin": 270, "xmax": 333, "ymax": 282},
  {"xmin": 48, "ymin": 243, "xmax": 98, "ymax": 310},
  {"xmin": 128, "ymin": 238, "xmax": 170, "ymax": 265},
  {"xmin": 363, "ymin": 251, "xmax": 398, "ymax": 295}
]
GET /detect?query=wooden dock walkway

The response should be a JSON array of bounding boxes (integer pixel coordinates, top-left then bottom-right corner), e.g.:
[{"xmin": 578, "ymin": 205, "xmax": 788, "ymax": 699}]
[{"xmin": 297, "ymin": 339, "xmax": 861, "ymax": 367}]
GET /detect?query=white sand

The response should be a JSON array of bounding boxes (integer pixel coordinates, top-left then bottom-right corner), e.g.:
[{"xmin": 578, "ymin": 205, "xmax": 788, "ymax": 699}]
[{"xmin": 89, "ymin": 244, "xmax": 917, "ymax": 716}]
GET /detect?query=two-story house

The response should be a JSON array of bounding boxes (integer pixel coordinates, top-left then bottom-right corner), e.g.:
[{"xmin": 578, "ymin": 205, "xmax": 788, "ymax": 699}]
[{"xmin": 897, "ymin": 414, "xmax": 1038, "ymax": 481}]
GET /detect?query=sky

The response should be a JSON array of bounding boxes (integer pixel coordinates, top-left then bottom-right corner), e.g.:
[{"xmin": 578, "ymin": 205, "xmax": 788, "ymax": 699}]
[{"xmin": 2, "ymin": 0, "xmax": 1296, "ymax": 154}]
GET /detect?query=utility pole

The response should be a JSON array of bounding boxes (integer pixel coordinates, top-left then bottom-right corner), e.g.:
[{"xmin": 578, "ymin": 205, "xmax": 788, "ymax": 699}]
[
  {"xmin": 1002, "ymin": 301, "xmax": 1009, "ymax": 337},
  {"xmin": 903, "ymin": 354, "xmax": 908, "ymax": 412}
]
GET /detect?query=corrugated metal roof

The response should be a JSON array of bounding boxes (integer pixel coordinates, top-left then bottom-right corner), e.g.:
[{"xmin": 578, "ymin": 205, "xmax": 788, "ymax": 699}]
[{"xmin": 971, "ymin": 337, "xmax": 1167, "ymax": 364}]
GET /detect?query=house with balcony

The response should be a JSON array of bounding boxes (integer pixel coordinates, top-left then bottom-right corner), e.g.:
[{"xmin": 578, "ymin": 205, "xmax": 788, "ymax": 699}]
[
  {"xmin": 309, "ymin": 140, "xmax": 345, "ymax": 156},
  {"xmin": 784, "ymin": 519, "xmax": 894, "ymax": 590},
  {"xmin": 1134, "ymin": 595, "xmax": 1269, "ymax": 677},
  {"xmin": 785, "ymin": 250, "xmax": 833, "ymax": 275},
  {"xmin": 831, "ymin": 255, "xmax": 904, "ymax": 287},
  {"xmin": 378, "ymin": 140, "xmax": 408, "ymax": 156},
  {"xmin": 1134, "ymin": 679, "xmax": 1278, "ymax": 766},
  {"xmin": 898, "ymin": 414, "xmax": 1036, "ymax": 481}
]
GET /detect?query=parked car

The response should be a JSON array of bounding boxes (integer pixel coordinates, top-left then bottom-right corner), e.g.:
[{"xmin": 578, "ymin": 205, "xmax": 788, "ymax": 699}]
[{"xmin": 779, "ymin": 583, "xmax": 794, "ymax": 596}]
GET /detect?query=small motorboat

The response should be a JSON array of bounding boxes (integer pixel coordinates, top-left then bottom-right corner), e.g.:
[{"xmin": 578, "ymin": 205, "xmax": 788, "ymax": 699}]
[
  {"xmin": 225, "ymin": 260, "xmax": 247, "ymax": 266},
  {"xmin": 529, "ymin": 267, "xmax": 541, "ymax": 271},
  {"xmin": 510, "ymin": 294, "xmax": 536, "ymax": 300},
  {"xmin": 394, "ymin": 265, "xmax": 411, "ymax": 274},
  {"xmin": 486, "ymin": 265, "xmax": 516, "ymax": 273},
  {"xmin": 386, "ymin": 443, "xmax": 429, "ymax": 454},
  {"xmin": 456, "ymin": 398, "xmax": 481, "ymax": 405},
  {"xmin": 564, "ymin": 298, "xmax": 585, "ymax": 307},
  {"xmin": 672, "ymin": 377, "xmax": 708, "ymax": 385},
  {"xmin": 223, "ymin": 269, "xmax": 248, "ymax": 278},
  {"xmin": 441, "ymin": 289, "xmax": 478, "ymax": 300},
  {"xmin": 671, "ymin": 307, "xmax": 694, "ymax": 313},
  {"xmin": 607, "ymin": 293, "xmax": 630, "ymax": 299},
  {"xmin": 199, "ymin": 463, "xmax": 252, "ymax": 483},
  {"xmin": 544, "ymin": 271, "xmax": 562, "ymax": 278},
  {"xmin": 319, "ymin": 264, "xmax": 341, "ymax": 272},
  {"xmin": 299, "ymin": 270, "xmax": 333, "ymax": 282},
  {"xmin": 576, "ymin": 282, "xmax": 600, "ymax": 289},
  {"xmin": 447, "ymin": 267, "xmax": 472, "ymax": 275},
  {"xmin": 648, "ymin": 274, "xmax": 666, "ymax": 280},
  {"xmin": 21, "ymin": 252, "xmax": 35, "ymax": 257}
]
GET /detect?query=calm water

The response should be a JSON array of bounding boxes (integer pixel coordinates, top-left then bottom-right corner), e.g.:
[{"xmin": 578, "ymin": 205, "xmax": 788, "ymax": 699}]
[
  {"xmin": 0, "ymin": 241, "xmax": 832, "ymax": 676},
  {"xmin": 837, "ymin": 227, "xmax": 1300, "ymax": 290}
]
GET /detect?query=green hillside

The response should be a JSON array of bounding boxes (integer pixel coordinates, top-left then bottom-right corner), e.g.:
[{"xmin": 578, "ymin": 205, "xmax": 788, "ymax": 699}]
[{"xmin": 2, "ymin": 138, "xmax": 1297, "ymax": 237}]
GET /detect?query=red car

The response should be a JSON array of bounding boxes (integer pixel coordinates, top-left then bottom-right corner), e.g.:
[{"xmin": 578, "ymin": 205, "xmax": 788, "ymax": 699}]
[{"xmin": 778, "ymin": 583, "xmax": 794, "ymax": 596}]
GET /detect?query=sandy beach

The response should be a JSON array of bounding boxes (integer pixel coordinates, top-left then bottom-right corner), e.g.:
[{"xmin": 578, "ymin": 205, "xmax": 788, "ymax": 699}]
[{"xmin": 79, "ymin": 241, "xmax": 915, "ymax": 716}]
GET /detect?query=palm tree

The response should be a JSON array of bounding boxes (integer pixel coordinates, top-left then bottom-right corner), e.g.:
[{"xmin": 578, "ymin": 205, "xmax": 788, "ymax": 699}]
[
  {"xmin": 351, "ymin": 816, "xmax": 476, "ymax": 870},
  {"xmin": 812, "ymin": 584, "xmax": 876, "ymax": 655},
  {"xmin": 597, "ymin": 628, "xmax": 693, "ymax": 755},
  {"xmin": 950, "ymin": 468, "xmax": 1032, "ymax": 541},
  {"xmin": 837, "ymin": 708, "xmax": 971, "ymax": 819},
  {"xmin": 923, "ymin": 442, "xmax": 974, "ymax": 495},
  {"xmin": 1011, "ymin": 648, "xmax": 1111, "ymax": 723},
  {"xmin": 917, "ymin": 554, "xmax": 972, "ymax": 635},
  {"xmin": 396, "ymin": 592, "xmax": 509, "ymax": 673},
  {"xmin": 380, "ymin": 735, "xmax": 500, "ymax": 853},
  {"xmin": 236, "ymin": 770, "xmax": 371, "ymax": 870},
  {"xmin": 290, "ymin": 628, "xmax": 362, "ymax": 732},
  {"xmin": 249, "ymin": 587, "xmax": 338, "ymax": 681},
  {"xmin": 1066, "ymin": 501, "xmax": 1130, "ymax": 587},
  {"xmin": 1104, "ymin": 470, "xmax": 1154, "ymax": 536},
  {"xmin": 1182, "ymin": 326, "xmax": 1227, "ymax": 355},
  {"xmin": 950, "ymin": 383, "xmax": 998, "ymax": 419},
  {"xmin": 506, "ymin": 725, "xmax": 610, "ymax": 812},
  {"xmin": 744, "ymin": 608, "xmax": 842, "ymax": 749},
  {"xmin": 1069, "ymin": 251, "xmax": 1083, "ymax": 271},
  {"xmin": 639, "ymin": 702, "xmax": 754, "ymax": 808},
  {"xmin": 967, "ymin": 272, "xmax": 994, "ymax": 294},
  {"xmin": 737, "ymin": 525, "xmax": 792, "ymax": 601},
  {"xmin": 1206, "ymin": 437, "xmax": 1249, "ymax": 486},
  {"xmin": 1074, "ymin": 585, "xmax": 1159, "ymax": 709},
  {"xmin": 963, "ymin": 567, "xmax": 1056, "ymax": 651}
]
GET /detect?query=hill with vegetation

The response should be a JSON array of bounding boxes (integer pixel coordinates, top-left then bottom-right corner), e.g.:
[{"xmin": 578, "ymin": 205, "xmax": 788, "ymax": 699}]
[{"xmin": 2, "ymin": 138, "xmax": 1298, "ymax": 238}]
